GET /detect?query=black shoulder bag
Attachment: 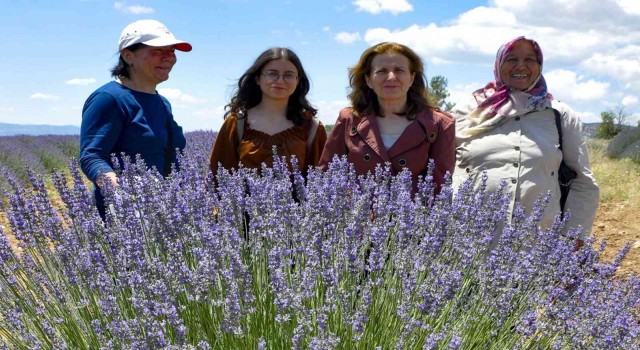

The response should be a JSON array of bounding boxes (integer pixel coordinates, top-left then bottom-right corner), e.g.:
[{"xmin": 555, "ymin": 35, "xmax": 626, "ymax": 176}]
[{"xmin": 553, "ymin": 108, "xmax": 577, "ymax": 212}]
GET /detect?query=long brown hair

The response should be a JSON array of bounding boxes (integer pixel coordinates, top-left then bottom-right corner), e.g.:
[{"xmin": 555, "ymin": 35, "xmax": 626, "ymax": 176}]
[
  {"xmin": 348, "ymin": 42, "xmax": 435, "ymax": 119},
  {"xmin": 225, "ymin": 47, "xmax": 317, "ymax": 126}
]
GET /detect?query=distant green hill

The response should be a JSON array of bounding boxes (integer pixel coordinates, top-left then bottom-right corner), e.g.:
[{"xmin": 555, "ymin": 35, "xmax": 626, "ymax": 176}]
[{"xmin": 0, "ymin": 122, "xmax": 80, "ymax": 136}]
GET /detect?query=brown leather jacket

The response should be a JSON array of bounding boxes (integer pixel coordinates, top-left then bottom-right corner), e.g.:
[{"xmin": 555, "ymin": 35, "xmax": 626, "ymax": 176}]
[{"xmin": 319, "ymin": 107, "xmax": 455, "ymax": 190}]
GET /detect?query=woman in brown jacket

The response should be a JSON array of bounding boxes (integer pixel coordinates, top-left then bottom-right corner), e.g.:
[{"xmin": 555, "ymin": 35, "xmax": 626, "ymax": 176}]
[
  {"xmin": 319, "ymin": 42, "xmax": 455, "ymax": 191},
  {"xmin": 209, "ymin": 48, "xmax": 327, "ymax": 177}
]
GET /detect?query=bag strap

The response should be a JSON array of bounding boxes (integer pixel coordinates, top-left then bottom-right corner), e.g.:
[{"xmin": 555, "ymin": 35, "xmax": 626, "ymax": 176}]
[
  {"xmin": 306, "ymin": 116, "xmax": 320, "ymax": 152},
  {"xmin": 236, "ymin": 110, "xmax": 246, "ymax": 146},
  {"xmin": 553, "ymin": 108, "xmax": 563, "ymax": 151}
]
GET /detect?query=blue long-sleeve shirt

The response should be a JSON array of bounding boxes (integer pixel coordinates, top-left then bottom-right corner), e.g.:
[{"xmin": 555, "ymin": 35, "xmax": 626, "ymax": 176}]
[{"xmin": 80, "ymin": 81, "xmax": 186, "ymax": 208}]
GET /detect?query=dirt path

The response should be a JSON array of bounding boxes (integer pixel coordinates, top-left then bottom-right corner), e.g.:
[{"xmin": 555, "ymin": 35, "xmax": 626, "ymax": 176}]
[{"xmin": 593, "ymin": 201, "xmax": 640, "ymax": 276}]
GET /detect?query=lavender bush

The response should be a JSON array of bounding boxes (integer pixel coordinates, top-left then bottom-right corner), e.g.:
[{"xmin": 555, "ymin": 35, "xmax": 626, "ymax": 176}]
[{"xmin": 0, "ymin": 132, "xmax": 639, "ymax": 349}]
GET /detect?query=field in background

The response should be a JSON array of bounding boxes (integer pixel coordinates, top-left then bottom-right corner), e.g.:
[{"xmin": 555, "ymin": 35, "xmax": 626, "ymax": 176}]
[
  {"xmin": 1, "ymin": 134, "xmax": 639, "ymax": 275},
  {"xmin": 588, "ymin": 139, "xmax": 640, "ymax": 275},
  {"xmin": 0, "ymin": 134, "xmax": 79, "ymax": 189}
]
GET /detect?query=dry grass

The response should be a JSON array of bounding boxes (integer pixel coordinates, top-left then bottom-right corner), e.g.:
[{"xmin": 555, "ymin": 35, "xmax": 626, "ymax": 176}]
[{"xmin": 588, "ymin": 138, "xmax": 640, "ymax": 205}]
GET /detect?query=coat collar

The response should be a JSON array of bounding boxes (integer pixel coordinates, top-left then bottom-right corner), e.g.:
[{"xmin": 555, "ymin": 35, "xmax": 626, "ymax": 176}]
[
  {"xmin": 354, "ymin": 113, "xmax": 389, "ymax": 161},
  {"xmin": 354, "ymin": 110, "xmax": 434, "ymax": 160}
]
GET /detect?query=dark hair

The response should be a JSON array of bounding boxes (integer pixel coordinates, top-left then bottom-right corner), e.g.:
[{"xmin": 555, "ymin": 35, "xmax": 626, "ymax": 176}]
[
  {"xmin": 110, "ymin": 43, "xmax": 146, "ymax": 79},
  {"xmin": 348, "ymin": 42, "xmax": 435, "ymax": 119},
  {"xmin": 224, "ymin": 47, "xmax": 317, "ymax": 126}
]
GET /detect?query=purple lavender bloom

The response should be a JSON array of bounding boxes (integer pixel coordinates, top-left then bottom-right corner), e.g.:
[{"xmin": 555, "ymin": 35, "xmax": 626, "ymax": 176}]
[
  {"xmin": 0, "ymin": 132, "xmax": 639, "ymax": 349},
  {"xmin": 448, "ymin": 334, "xmax": 462, "ymax": 349}
]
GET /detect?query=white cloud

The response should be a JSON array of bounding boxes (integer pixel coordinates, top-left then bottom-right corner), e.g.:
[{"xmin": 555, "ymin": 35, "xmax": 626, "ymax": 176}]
[
  {"xmin": 580, "ymin": 53, "xmax": 640, "ymax": 84},
  {"xmin": 576, "ymin": 110, "xmax": 600, "ymax": 124},
  {"xmin": 353, "ymin": 0, "xmax": 413, "ymax": 15},
  {"xmin": 65, "ymin": 78, "xmax": 97, "ymax": 86},
  {"xmin": 323, "ymin": 26, "xmax": 331, "ymax": 32},
  {"xmin": 544, "ymin": 69, "xmax": 609, "ymax": 102},
  {"xmin": 194, "ymin": 105, "xmax": 226, "ymax": 119},
  {"xmin": 334, "ymin": 32, "xmax": 361, "ymax": 44},
  {"xmin": 622, "ymin": 95, "xmax": 638, "ymax": 107},
  {"xmin": 492, "ymin": 0, "xmax": 637, "ymax": 34},
  {"xmin": 455, "ymin": 6, "xmax": 517, "ymax": 26},
  {"xmin": 448, "ymin": 82, "xmax": 483, "ymax": 107},
  {"xmin": 189, "ymin": 105, "xmax": 227, "ymax": 130},
  {"xmin": 158, "ymin": 88, "xmax": 203, "ymax": 104},
  {"xmin": 617, "ymin": 0, "xmax": 640, "ymax": 15},
  {"xmin": 0, "ymin": 106, "xmax": 15, "ymax": 113},
  {"xmin": 113, "ymin": 2, "xmax": 154, "ymax": 14},
  {"xmin": 363, "ymin": 19, "xmax": 628, "ymax": 67},
  {"xmin": 312, "ymin": 99, "xmax": 349, "ymax": 126},
  {"xmin": 31, "ymin": 93, "xmax": 60, "ymax": 101},
  {"xmin": 363, "ymin": 24, "xmax": 525, "ymax": 64}
]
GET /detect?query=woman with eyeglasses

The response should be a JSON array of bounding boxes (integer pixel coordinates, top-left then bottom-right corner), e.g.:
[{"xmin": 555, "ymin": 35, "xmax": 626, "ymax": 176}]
[
  {"xmin": 209, "ymin": 47, "xmax": 327, "ymax": 177},
  {"xmin": 319, "ymin": 42, "xmax": 455, "ymax": 192}
]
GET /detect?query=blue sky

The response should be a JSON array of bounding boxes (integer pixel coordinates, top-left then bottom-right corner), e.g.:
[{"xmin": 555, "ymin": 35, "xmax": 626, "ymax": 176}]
[{"xmin": 1, "ymin": 0, "xmax": 639, "ymax": 131}]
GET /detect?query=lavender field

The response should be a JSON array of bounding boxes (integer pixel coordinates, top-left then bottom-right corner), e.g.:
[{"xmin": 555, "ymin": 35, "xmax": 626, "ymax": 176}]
[
  {"xmin": 0, "ymin": 134, "xmax": 80, "ymax": 189},
  {"xmin": 0, "ymin": 131, "xmax": 639, "ymax": 349}
]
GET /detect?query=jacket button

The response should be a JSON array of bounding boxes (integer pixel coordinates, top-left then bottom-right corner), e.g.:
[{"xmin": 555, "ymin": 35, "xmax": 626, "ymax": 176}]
[
  {"xmin": 514, "ymin": 146, "xmax": 520, "ymax": 151},
  {"xmin": 513, "ymin": 163, "xmax": 518, "ymax": 167},
  {"xmin": 398, "ymin": 159, "xmax": 407, "ymax": 166},
  {"xmin": 515, "ymin": 116, "xmax": 520, "ymax": 121},
  {"xmin": 465, "ymin": 167, "xmax": 471, "ymax": 173},
  {"xmin": 551, "ymin": 171, "xmax": 555, "ymax": 176},
  {"xmin": 511, "ymin": 179, "xmax": 517, "ymax": 184},
  {"xmin": 364, "ymin": 154, "xmax": 371, "ymax": 161}
]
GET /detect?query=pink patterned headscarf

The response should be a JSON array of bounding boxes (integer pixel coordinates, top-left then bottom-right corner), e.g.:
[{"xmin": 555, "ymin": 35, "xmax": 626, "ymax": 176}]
[{"xmin": 458, "ymin": 36, "xmax": 553, "ymax": 136}]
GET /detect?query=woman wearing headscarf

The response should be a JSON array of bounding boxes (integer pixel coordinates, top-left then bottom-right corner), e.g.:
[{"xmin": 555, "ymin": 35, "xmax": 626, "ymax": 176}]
[{"xmin": 452, "ymin": 36, "xmax": 599, "ymax": 248}]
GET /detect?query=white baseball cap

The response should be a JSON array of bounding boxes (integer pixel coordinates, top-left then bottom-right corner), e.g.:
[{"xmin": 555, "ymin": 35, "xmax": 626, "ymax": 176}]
[{"xmin": 118, "ymin": 19, "xmax": 192, "ymax": 52}]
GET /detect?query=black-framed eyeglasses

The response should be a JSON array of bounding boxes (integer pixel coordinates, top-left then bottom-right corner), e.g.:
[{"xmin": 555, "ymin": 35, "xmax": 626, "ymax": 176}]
[{"xmin": 261, "ymin": 71, "xmax": 298, "ymax": 83}]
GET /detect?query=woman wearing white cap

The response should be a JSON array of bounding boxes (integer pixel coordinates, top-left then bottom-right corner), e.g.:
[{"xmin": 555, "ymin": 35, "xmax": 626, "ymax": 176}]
[{"xmin": 80, "ymin": 19, "xmax": 192, "ymax": 219}]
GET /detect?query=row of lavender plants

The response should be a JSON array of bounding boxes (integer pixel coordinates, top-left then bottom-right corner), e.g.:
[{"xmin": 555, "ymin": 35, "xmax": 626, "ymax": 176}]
[
  {"xmin": 0, "ymin": 134, "xmax": 79, "ymax": 189},
  {"xmin": 1, "ymin": 130, "xmax": 639, "ymax": 349},
  {"xmin": 0, "ymin": 132, "xmax": 207, "ymax": 190}
]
